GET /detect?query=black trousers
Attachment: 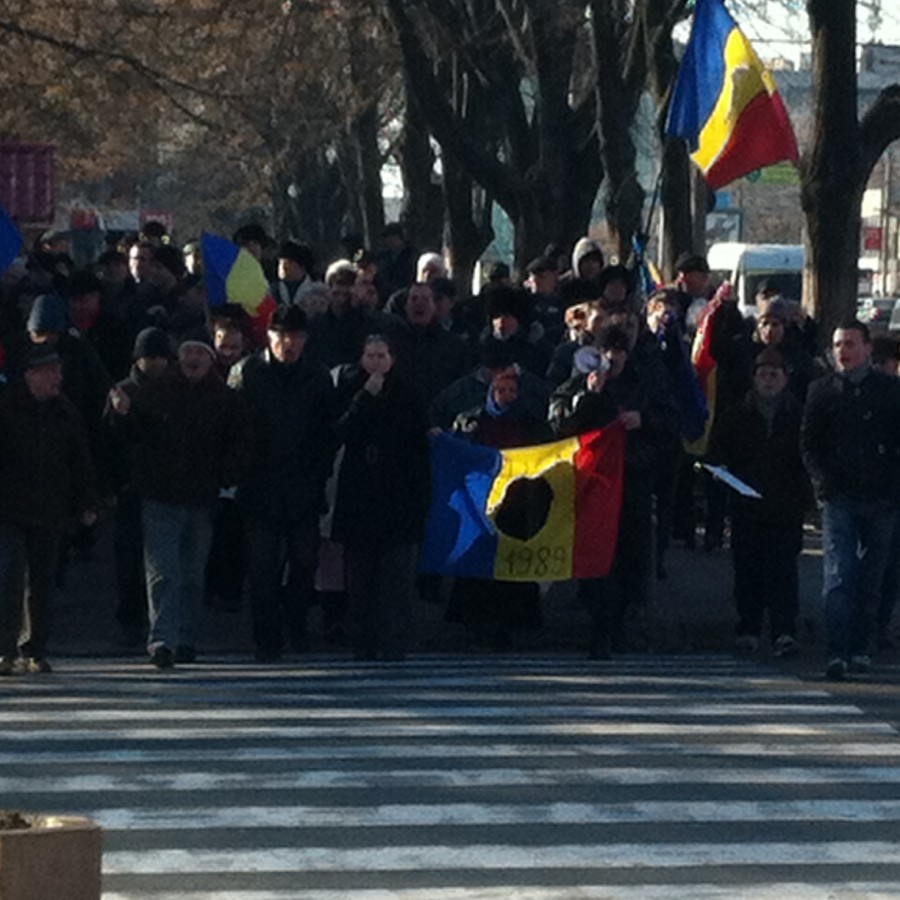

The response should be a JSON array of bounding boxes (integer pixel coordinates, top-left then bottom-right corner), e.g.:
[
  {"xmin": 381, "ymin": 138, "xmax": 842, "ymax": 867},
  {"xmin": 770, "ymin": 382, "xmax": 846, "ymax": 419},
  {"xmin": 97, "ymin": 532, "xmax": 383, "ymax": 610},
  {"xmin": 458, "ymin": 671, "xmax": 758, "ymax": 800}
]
[
  {"xmin": 731, "ymin": 516, "xmax": 802, "ymax": 639},
  {"xmin": 245, "ymin": 516, "xmax": 319, "ymax": 655},
  {"xmin": 114, "ymin": 489, "xmax": 146, "ymax": 631}
]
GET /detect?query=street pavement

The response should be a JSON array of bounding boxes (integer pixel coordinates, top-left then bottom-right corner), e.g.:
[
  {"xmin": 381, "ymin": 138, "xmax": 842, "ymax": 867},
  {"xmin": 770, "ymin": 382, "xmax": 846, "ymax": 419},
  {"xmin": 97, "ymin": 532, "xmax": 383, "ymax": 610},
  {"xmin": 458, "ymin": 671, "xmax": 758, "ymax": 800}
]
[
  {"xmin": 2, "ymin": 521, "xmax": 900, "ymax": 896},
  {"xmin": 3, "ymin": 654, "xmax": 900, "ymax": 898}
]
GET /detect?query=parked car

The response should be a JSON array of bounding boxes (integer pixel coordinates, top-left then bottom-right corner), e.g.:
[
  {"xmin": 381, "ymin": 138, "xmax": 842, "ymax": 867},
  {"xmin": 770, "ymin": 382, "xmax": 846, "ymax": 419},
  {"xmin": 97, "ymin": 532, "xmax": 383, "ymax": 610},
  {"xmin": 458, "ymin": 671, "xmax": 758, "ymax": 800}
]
[{"xmin": 858, "ymin": 297, "xmax": 895, "ymax": 330}]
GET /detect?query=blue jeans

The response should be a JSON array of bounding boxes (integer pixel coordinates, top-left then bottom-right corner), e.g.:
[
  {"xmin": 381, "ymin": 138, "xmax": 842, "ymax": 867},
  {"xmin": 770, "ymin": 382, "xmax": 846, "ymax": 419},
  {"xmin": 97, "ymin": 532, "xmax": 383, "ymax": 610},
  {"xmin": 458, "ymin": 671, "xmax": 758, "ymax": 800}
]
[
  {"xmin": 143, "ymin": 500, "xmax": 213, "ymax": 653},
  {"xmin": 822, "ymin": 498, "xmax": 897, "ymax": 661}
]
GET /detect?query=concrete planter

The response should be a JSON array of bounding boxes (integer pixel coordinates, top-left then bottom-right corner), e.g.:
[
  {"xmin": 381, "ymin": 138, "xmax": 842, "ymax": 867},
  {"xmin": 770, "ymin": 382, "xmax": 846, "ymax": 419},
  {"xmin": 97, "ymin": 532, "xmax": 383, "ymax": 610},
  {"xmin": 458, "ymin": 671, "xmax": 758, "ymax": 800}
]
[{"xmin": 0, "ymin": 813, "xmax": 101, "ymax": 900}]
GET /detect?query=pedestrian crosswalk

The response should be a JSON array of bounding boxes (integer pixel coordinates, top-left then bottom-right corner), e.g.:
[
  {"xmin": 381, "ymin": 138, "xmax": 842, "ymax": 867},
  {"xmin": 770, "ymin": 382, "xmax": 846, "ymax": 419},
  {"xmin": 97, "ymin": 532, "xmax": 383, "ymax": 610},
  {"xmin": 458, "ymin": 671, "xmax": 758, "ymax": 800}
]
[{"xmin": 2, "ymin": 654, "xmax": 900, "ymax": 898}]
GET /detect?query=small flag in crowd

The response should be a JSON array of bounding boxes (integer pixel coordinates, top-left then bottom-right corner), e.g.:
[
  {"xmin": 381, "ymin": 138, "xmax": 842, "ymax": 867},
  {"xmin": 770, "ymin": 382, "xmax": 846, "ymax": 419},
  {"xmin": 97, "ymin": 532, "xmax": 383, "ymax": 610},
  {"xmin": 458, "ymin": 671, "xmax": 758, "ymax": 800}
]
[
  {"xmin": 201, "ymin": 232, "xmax": 277, "ymax": 340},
  {"xmin": 0, "ymin": 205, "xmax": 23, "ymax": 274},
  {"xmin": 684, "ymin": 281, "xmax": 732, "ymax": 456},
  {"xmin": 666, "ymin": 0, "xmax": 799, "ymax": 189},
  {"xmin": 419, "ymin": 427, "xmax": 625, "ymax": 583}
]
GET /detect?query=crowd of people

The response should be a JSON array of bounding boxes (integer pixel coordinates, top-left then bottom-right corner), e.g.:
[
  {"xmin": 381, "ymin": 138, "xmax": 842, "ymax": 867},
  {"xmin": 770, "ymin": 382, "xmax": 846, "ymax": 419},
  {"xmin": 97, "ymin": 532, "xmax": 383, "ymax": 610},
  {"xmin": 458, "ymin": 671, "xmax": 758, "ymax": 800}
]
[{"xmin": 0, "ymin": 220, "xmax": 897, "ymax": 680}]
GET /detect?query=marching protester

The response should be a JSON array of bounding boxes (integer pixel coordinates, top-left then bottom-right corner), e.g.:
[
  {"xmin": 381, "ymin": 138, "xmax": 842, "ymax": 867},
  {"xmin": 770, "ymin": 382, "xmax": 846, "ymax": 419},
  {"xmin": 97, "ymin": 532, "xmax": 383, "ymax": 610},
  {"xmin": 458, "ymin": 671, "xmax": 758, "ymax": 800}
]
[
  {"xmin": 332, "ymin": 334, "xmax": 431, "ymax": 661},
  {"xmin": 0, "ymin": 346, "xmax": 97, "ymax": 675},
  {"xmin": 802, "ymin": 320, "xmax": 900, "ymax": 680},
  {"xmin": 108, "ymin": 332, "xmax": 249, "ymax": 669},
  {"xmin": 228, "ymin": 305, "xmax": 336, "ymax": 663}
]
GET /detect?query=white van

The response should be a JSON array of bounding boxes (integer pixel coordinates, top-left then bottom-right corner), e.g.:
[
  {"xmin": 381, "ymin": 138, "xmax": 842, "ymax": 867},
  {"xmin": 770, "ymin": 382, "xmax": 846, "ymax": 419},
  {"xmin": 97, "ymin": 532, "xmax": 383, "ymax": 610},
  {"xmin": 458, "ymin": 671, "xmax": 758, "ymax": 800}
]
[{"xmin": 707, "ymin": 242, "xmax": 804, "ymax": 319}]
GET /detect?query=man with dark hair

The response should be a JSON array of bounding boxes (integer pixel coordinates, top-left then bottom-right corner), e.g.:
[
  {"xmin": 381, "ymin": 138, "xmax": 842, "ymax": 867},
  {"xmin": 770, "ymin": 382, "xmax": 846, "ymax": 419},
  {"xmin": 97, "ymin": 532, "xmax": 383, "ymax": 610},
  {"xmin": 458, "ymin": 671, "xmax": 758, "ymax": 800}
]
[
  {"xmin": 0, "ymin": 346, "xmax": 96, "ymax": 675},
  {"xmin": 802, "ymin": 319, "xmax": 900, "ymax": 680},
  {"xmin": 228, "ymin": 305, "xmax": 336, "ymax": 662},
  {"xmin": 674, "ymin": 252, "xmax": 713, "ymax": 336},
  {"xmin": 376, "ymin": 223, "xmax": 416, "ymax": 298}
]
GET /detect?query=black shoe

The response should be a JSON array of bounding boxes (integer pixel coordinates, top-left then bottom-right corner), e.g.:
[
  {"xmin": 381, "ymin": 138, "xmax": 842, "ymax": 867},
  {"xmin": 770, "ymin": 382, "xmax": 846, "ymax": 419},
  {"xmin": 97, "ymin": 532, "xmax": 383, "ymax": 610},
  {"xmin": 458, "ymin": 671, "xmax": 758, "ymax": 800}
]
[
  {"xmin": 174, "ymin": 645, "xmax": 197, "ymax": 664},
  {"xmin": 0, "ymin": 656, "xmax": 18, "ymax": 676},
  {"xmin": 150, "ymin": 646, "xmax": 175, "ymax": 669},
  {"xmin": 588, "ymin": 631, "xmax": 612, "ymax": 661},
  {"xmin": 825, "ymin": 657, "xmax": 847, "ymax": 681},
  {"xmin": 22, "ymin": 656, "xmax": 52, "ymax": 674}
]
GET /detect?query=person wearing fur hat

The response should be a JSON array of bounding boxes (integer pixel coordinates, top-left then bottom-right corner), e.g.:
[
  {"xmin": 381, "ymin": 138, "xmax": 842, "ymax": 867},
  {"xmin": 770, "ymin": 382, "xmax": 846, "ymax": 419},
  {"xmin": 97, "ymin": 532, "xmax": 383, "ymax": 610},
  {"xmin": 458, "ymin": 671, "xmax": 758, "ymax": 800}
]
[
  {"xmin": 274, "ymin": 241, "xmax": 319, "ymax": 306},
  {"xmin": 228, "ymin": 304, "xmax": 336, "ymax": 663},
  {"xmin": 108, "ymin": 331, "xmax": 248, "ymax": 669},
  {"xmin": 482, "ymin": 284, "xmax": 550, "ymax": 378},
  {"xmin": 751, "ymin": 297, "xmax": 818, "ymax": 402}
]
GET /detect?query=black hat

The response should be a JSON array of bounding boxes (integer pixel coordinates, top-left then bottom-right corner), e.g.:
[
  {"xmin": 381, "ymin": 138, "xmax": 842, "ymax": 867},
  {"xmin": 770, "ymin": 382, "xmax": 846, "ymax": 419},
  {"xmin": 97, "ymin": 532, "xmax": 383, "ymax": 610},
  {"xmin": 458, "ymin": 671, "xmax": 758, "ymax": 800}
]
[
  {"xmin": 597, "ymin": 264, "xmax": 633, "ymax": 293},
  {"xmin": 23, "ymin": 344, "xmax": 62, "ymax": 371},
  {"xmin": 526, "ymin": 255, "xmax": 557, "ymax": 275},
  {"xmin": 133, "ymin": 327, "xmax": 171, "ymax": 360},
  {"xmin": 268, "ymin": 304, "xmax": 309, "ymax": 333},
  {"xmin": 277, "ymin": 240, "xmax": 315, "ymax": 271},
  {"xmin": 178, "ymin": 328, "xmax": 216, "ymax": 360},
  {"xmin": 232, "ymin": 223, "xmax": 270, "ymax": 248},
  {"xmin": 484, "ymin": 285, "xmax": 533, "ymax": 324},
  {"xmin": 674, "ymin": 252, "xmax": 710, "ymax": 275},
  {"xmin": 488, "ymin": 261, "xmax": 511, "ymax": 282}
]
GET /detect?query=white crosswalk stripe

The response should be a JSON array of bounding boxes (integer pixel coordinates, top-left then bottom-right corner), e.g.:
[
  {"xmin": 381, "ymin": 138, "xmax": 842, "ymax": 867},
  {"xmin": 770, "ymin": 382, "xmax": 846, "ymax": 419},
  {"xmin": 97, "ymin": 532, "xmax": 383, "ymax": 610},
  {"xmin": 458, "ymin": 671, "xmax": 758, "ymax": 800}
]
[{"xmin": 2, "ymin": 654, "xmax": 900, "ymax": 898}]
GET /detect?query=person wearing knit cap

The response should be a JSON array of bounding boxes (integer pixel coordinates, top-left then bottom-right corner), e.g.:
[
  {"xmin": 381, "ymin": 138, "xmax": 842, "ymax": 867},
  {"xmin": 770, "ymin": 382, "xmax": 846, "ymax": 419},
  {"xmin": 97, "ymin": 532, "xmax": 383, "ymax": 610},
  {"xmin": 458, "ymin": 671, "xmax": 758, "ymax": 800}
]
[
  {"xmin": 104, "ymin": 326, "xmax": 172, "ymax": 646},
  {"xmin": 108, "ymin": 323, "xmax": 249, "ymax": 669}
]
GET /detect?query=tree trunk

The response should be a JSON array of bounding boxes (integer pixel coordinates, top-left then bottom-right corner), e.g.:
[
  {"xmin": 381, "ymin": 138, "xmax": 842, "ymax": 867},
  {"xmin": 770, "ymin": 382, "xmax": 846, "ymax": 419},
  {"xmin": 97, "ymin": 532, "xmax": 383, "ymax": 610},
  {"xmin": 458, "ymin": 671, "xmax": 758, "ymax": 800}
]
[
  {"xmin": 803, "ymin": 2, "xmax": 900, "ymax": 342},
  {"xmin": 397, "ymin": 79, "xmax": 445, "ymax": 251},
  {"xmin": 443, "ymin": 155, "xmax": 493, "ymax": 294},
  {"xmin": 349, "ymin": 104, "xmax": 385, "ymax": 250}
]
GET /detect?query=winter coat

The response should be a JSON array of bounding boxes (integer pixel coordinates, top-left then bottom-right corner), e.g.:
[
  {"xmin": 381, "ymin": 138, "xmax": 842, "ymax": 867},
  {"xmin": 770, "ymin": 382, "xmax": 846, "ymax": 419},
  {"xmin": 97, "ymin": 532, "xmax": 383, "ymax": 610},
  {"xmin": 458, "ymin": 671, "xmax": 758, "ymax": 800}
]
[
  {"xmin": 801, "ymin": 367, "xmax": 900, "ymax": 504},
  {"xmin": 711, "ymin": 389, "xmax": 812, "ymax": 524},
  {"xmin": 0, "ymin": 382, "xmax": 95, "ymax": 529},
  {"xmin": 229, "ymin": 350, "xmax": 336, "ymax": 522},
  {"xmin": 125, "ymin": 369, "xmax": 248, "ymax": 507},
  {"xmin": 332, "ymin": 367, "xmax": 431, "ymax": 544}
]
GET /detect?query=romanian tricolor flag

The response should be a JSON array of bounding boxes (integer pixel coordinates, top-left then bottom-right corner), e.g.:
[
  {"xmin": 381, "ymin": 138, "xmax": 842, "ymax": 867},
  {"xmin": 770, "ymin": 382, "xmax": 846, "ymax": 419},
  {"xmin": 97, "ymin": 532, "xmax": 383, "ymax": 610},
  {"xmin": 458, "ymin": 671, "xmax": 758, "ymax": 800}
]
[
  {"xmin": 201, "ymin": 232, "xmax": 277, "ymax": 344},
  {"xmin": 666, "ymin": 0, "xmax": 799, "ymax": 190},
  {"xmin": 419, "ymin": 427, "xmax": 625, "ymax": 582}
]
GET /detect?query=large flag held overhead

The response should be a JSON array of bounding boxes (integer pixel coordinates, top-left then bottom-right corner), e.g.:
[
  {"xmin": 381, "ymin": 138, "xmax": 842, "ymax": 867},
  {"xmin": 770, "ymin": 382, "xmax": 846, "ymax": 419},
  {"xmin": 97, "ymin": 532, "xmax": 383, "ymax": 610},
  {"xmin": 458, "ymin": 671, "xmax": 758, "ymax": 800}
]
[
  {"xmin": 419, "ymin": 427, "xmax": 625, "ymax": 583},
  {"xmin": 0, "ymin": 204, "xmax": 23, "ymax": 274},
  {"xmin": 201, "ymin": 232, "xmax": 277, "ymax": 341},
  {"xmin": 666, "ymin": 0, "xmax": 799, "ymax": 190}
]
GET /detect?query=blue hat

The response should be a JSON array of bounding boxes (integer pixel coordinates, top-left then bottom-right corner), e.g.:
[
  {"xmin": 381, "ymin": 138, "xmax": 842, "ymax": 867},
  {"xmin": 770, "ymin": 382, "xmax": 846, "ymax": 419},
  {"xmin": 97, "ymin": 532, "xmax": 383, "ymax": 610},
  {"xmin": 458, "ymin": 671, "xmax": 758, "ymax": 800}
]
[{"xmin": 27, "ymin": 294, "xmax": 67, "ymax": 334}]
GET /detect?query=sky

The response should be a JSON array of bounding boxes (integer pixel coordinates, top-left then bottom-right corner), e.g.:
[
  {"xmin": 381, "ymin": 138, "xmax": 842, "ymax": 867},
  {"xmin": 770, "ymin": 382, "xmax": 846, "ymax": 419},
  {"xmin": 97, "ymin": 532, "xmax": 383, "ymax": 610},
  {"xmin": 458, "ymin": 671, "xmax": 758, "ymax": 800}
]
[{"xmin": 678, "ymin": 1, "xmax": 900, "ymax": 68}]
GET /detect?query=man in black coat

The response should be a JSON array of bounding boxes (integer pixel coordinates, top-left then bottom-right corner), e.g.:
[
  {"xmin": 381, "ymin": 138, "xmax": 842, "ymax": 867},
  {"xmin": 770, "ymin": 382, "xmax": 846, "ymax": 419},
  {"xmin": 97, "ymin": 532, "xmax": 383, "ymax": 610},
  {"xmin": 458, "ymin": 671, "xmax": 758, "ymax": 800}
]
[
  {"xmin": 802, "ymin": 320, "xmax": 900, "ymax": 680},
  {"xmin": 109, "ymin": 333, "xmax": 248, "ymax": 669},
  {"xmin": 228, "ymin": 305, "xmax": 336, "ymax": 662},
  {"xmin": 0, "ymin": 346, "xmax": 96, "ymax": 675}
]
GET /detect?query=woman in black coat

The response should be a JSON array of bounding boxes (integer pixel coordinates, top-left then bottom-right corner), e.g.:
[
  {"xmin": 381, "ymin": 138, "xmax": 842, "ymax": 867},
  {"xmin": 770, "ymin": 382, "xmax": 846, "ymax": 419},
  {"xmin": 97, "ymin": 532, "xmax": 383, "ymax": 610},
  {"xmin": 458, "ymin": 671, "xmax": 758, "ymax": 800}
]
[{"xmin": 333, "ymin": 334, "xmax": 431, "ymax": 661}]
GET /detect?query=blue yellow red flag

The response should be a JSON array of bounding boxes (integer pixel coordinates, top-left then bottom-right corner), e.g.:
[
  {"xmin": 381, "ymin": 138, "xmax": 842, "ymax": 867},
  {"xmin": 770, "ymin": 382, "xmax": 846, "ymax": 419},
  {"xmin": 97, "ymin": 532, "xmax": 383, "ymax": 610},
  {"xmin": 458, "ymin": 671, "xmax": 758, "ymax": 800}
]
[
  {"xmin": 0, "ymin": 204, "xmax": 23, "ymax": 274},
  {"xmin": 201, "ymin": 232, "xmax": 277, "ymax": 340},
  {"xmin": 666, "ymin": 0, "xmax": 798, "ymax": 190},
  {"xmin": 419, "ymin": 426, "xmax": 625, "ymax": 582}
]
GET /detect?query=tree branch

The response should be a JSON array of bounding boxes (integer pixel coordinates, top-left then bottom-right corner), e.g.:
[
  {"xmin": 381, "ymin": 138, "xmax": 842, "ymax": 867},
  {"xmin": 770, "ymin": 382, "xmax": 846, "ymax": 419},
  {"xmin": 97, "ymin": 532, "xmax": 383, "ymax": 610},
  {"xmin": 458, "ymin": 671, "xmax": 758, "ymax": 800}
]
[{"xmin": 859, "ymin": 84, "xmax": 900, "ymax": 180}]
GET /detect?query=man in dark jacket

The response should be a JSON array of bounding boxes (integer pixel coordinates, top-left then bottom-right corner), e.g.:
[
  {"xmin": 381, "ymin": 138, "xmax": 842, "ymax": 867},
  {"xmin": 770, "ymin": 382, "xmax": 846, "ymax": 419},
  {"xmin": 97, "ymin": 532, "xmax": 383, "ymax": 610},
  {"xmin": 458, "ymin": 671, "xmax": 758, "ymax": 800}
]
[
  {"xmin": 802, "ymin": 320, "xmax": 900, "ymax": 680},
  {"xmin": 109, "ymin": 333, "xmax": 248, "ymax": 669},
  {"xmin": 712, "ymin": 347, "xmax": 811, "ymax": 656},
  {"xmin": 103, "ymin": 326, "xmax": 171, "ymax": 647},
  {"xmin": 228, "ymin": 305, "xmax": 336, "ymax": 662},
  {"xmin": 0, "ymin": 346, "xmax": 96, "ymax": 675}
]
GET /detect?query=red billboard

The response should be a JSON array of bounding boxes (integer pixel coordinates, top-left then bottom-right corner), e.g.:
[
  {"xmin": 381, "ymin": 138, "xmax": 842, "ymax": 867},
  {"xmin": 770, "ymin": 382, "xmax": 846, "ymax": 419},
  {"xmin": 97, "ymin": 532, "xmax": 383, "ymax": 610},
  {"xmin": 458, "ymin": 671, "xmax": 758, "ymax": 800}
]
[{"xmin": 0, "ymin": 143, "xmax": 56, "ymax": 225}]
